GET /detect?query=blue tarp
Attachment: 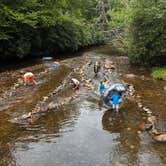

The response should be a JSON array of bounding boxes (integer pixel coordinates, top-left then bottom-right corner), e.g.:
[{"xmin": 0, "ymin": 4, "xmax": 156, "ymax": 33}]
[{"xmin": 42, "ymin": 57, "xmax": 53, "ymax": 61}]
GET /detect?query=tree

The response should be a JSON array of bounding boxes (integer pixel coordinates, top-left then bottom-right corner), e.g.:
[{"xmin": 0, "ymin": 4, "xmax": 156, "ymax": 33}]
[
  {"xmin": 0, "ymin": 0, "xmax": 105, "ymax": 60},
  {"xmin": 127, "ymin": 0, "xmax": 166, "ymax": 66}
]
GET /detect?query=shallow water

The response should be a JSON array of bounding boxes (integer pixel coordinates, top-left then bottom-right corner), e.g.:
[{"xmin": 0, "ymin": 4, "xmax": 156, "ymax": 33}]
[{"xmin": 0, "ymin": 46, "xmax": 166, "ymax": 166}]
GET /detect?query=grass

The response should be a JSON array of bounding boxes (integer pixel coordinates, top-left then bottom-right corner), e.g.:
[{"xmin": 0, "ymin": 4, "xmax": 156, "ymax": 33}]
[{"xmin": 152, "ymin": 67, "xmax": 166, "ymax": 80}]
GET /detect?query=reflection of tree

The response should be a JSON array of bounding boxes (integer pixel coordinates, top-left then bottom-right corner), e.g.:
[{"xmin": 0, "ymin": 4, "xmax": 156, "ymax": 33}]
[{"xmin": 102, "ymin": 102, "xmax": 142, "ymax": 165}]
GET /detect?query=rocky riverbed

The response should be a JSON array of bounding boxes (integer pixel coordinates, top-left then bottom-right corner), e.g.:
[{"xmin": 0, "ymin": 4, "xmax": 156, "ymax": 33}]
[{"xmin": 0, "ymin": 45, "xmax": 166, "ymax": 165}]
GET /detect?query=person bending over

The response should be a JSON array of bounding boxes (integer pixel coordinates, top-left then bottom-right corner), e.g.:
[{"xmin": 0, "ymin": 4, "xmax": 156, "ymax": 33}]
[
  {"xmin": 23, "ymin": 72, "xmax": 37, "ymax": 85},
  {"xmin": 71, "ymin": 78, "xmax": 80, "ymax": 90},
  {"xmin": 111, "ymin": 90, "xmax": 121, "ymax": 112}
]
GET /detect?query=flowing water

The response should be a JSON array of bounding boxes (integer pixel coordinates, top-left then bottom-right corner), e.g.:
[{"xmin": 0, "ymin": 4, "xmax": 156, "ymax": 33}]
[{"xmin": 0, "ymin": 45, "xmax": 166, "ymax": 166}]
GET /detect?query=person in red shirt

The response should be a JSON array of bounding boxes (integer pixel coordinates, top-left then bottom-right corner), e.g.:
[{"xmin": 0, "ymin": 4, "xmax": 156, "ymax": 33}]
[{"xmin": 23, "ymin": 72, "xmax": 37, "ymax": 85}]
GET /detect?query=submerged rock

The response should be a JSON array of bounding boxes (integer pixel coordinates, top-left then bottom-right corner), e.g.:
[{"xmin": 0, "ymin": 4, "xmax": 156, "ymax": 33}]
[
  {"xmin": 22, "ymin": 112, "xmax": 32, "ymax": 119},
  {"xmin": 145, "ymin": 123, "xmax": 153, "ymax": 131},
  {"xmin": 147, "ymin": 116, "xmax": 156, "ymax": 126},
  {"xmin": 143, "ymin": 107, "xmax": 151, "ymax": 112},
  {"xmin": 151, "ymin": 128, "xmax": 159, "ymax": 135},
  {"xmin": 153, "ymin": 134, "xmax": 166, "ymax": 142},
  {"xmin": 104, "ymin": 64, "xmax": 116, "ymax": 70},
  {"xmin": 138, "ymin": 102, "xmax": 143, "ymax": 108},
  {"xmin": 164, "ymin": 86, "xmax": 166, "ymax": 91},
  {"xmin": 124, "ymin": 74, "xmax": 136, "ymax": 79}
]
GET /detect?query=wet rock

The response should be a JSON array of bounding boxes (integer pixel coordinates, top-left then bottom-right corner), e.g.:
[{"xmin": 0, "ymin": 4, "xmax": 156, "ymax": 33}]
[
  {"xmin": 43, "ymin": 96, "xmax": 48, "ymax": 101},
  {"xmin": 138, "ymin": 122, "xmax": 146, "ymax": 130},
  {"xmin": 9, "ymin": 92, "xmax": 13, "ymax": 97},
  {"xmin": 47, "ymin": 102, "xmax": 54, "ymax": 109},
  {"xmin": 147, "ymin": 115, "xmax": 156, "ymax": 124},
  {"xmin": 129, "ymin": 145, "xmax": 135, "ymax": 149},
  {"xmin": 64, "ymin": 97, "xmax": 71, "ymax": 103},
  {"xmin": 14, "ymin": 83, "xmax": 20, "ymax": 88},
  {"xmin": 137, "ymin": 130, "xmax": 142, "ymax": 134},
  {"xmin": 104, "ymin": 64, "xmax": 116, "ymax": 70},
  {"xmin": 143, "ymin": 107, "xmax": 150, "ymax": 112},
  {"xmin": 110, "ymin": 65, "xmax": 116, "ymax": 70},
  {"xmin": 151, "ymin": 128, "xmax": 159, "ymax": 135},
  {"xmin": 138, "ymin": 102, "xmax": 143, "ymax": 108},
  {"xmin": 147, "ymin": 116, "xmax": 156, "ymax": 131},
  {"xmin": 136, "ymin": 95, "xmax": 141, "ymax": 99},
  {"xmin": 36, "ymin": 107, "xmax": 42, "ymax": 113},
  {"xmin": 164, "ymin": 86, "xmax": 166, "ymax": 91},
  {"xmin": 146, "ymin": 110, "xmax": 152, "ymax": 114},
  {"xmin": 124, "ymin": 74, "xmax": 136, "ymax": 79},
  {"xmin": 153, "ymin": 134, "xmax": 166, "ymax": 143},
  {"xmin": 127, "ymin": 127, "xmax": 131, "ymax": 131},
  {"xmin": 22, "ymin": 112, "xmax": 32, "ymax": 119},
  {"xmin": 18, "ymin": 78, "xmax": 23, "ymax": 84},
  {"xmin": 19, "ymin": 70, "xmax": 24, "ymax": 74},
  {"xmin": 144, "ymin": 124, "xmax": 153, "ymax": 131},
  {"xmin": 128, "ymin": 85, "xmax": 134, "ymax": 91}
]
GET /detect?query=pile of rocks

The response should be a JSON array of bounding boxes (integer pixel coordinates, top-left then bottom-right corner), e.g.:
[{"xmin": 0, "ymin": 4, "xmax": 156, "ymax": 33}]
[{"xmin": 126, "ymin": 81, "xmax": 166, "ymax": 143}]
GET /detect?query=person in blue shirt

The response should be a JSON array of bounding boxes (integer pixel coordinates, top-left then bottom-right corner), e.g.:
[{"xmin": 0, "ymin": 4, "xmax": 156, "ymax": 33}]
[
  {"xmin": 111, "ymin": 90, "xmax": 121, "ymax": 112},
  {"xmin": 99, "ymin": 80, "xmax": 106, "ymax": 95}
]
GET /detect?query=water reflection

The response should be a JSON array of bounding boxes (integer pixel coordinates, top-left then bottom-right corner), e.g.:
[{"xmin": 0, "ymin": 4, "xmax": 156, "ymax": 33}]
[{"xmin": 102, "ymin": 102, "xmax": 143, "ymax": 165}]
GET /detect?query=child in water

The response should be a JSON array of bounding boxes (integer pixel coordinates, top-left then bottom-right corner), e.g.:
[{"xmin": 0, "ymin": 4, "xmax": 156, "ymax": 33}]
[
  {"xmin": 99, "ymin": 80, "xmax": 106, "ymax": 95},
  {"xmin": 111, "ymin": 90, "xmax": 121, "ymax": 112},
  {"xmin": 23, "ymin": 72, "xmax": 37, "ymax": 85}
]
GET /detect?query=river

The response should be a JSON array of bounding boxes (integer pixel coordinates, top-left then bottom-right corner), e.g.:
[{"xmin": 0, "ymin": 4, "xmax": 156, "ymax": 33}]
[{"xmin": 0, "ymin": 45, "xmax": 165, "ymax": 166}]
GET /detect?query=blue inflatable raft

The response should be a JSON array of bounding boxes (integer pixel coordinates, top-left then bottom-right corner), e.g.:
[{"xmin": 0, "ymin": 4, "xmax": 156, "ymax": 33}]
[{"xmin": 103, "ymin": 83, "xmax": 126, "ymax": 107}]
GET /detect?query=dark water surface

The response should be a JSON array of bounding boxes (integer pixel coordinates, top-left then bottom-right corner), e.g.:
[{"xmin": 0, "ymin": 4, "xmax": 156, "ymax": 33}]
[{"xmin": 0, "ymin": 46, "xmax": 165, "ymax": 166}]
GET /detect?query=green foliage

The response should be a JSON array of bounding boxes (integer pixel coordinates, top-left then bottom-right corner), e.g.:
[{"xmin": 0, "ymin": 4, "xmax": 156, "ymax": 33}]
[
  {"xmin": 106, "ymin": 0, "xmax": 131, "ymax": 55},
  {"xmin": 0, "ymin": 0, "xmax": 105, "ymax": 60},
  {"xmin": 107, "ymin": 0, "xmax": 166, "ymax": 66},
  {"xmin": 108, "ymin": 0, "xmax": 131, "ymax": 29},
  {"xmin": 127, "ymin": 0, "xmax": 166, "ymax": 66},
  {"xmin": 152, "ymin": 67, "xmax": 166, "ymax": 80}
]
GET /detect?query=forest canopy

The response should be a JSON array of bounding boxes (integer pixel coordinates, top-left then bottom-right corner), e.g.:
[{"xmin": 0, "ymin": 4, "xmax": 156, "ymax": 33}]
[
  {"xmin": 108, "ymin": 0, "xmax": 166, "ymax": 66},
  {"xmin": 0, "ymin": 0, "xmax": 104, "ymax": 60}
]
